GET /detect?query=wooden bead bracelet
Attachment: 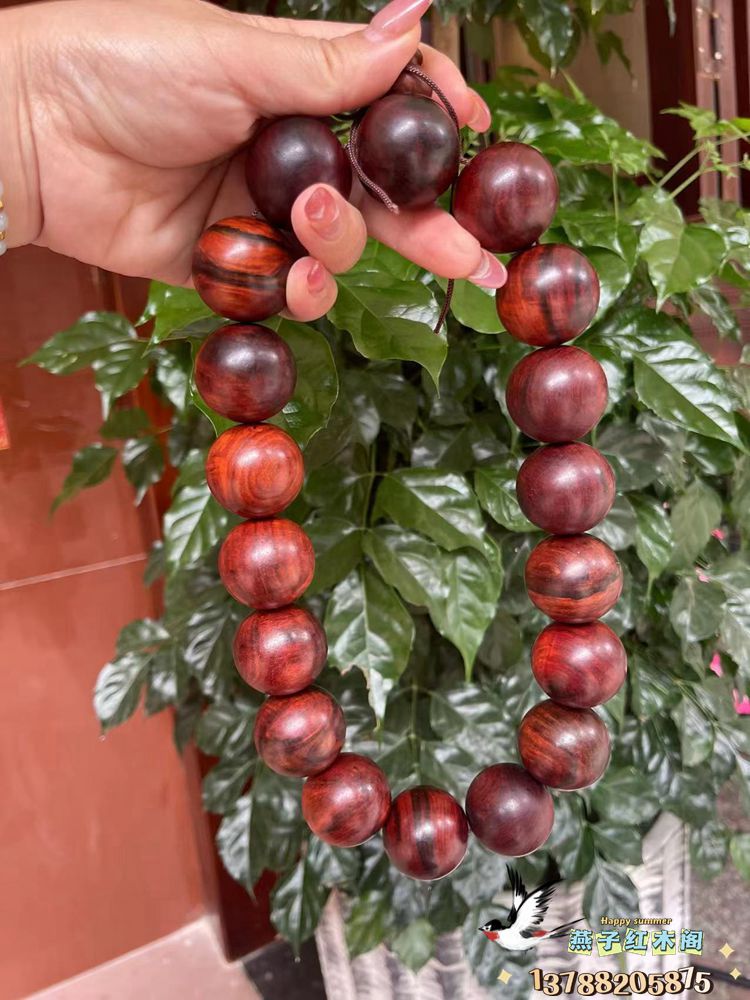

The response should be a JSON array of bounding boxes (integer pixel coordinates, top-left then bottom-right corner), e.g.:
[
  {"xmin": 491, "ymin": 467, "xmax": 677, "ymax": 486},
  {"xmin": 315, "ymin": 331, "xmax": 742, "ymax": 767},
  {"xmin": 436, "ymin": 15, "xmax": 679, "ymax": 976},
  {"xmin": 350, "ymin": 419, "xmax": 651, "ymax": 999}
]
[{"xmin": 189, "ymin": 83, "xmax": 625, "ymax": 882}]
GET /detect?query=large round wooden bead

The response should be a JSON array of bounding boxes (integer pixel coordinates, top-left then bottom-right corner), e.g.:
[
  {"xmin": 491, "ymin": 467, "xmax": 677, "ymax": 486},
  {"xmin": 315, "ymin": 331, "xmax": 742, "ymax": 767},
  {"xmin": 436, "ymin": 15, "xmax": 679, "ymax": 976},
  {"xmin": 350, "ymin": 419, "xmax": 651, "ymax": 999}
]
[
  {"xmin": 245, "ymin": 116, "xmax": 352, "ymax": 229},
  {"xmin": 254, "ymin": 687, "xmax": 345, "ymax": 777},
  {"xmin": 302, "ymin": 753, "xmax": 391, "ymax": 847},
  {"xmin": 192, "ymin": 217, "xmax": 294, "ymax": 322},
  {"xmin": 357, "ymin": 95, "xmax": 460, "ymax": 209},
  {"xmin": 219, "ymin": 519, "xmax": 314, "ymax": 609},
  {"xmin": 206, "ymin": 425, "xmax": 304, "ymax": 519},
  {"xmin": 465, "ymin": 763, "xmax": 554, "ymax": 857},
  {"xmin": 383, "ymin": 786, "xmax": 469, "ymax": 881},
  {"xmin": 531, "ymin": 621, "xmax": 626, "ymax": 708},
  {"xmin": 506, "ymin": 346, "xmax": 608, "ymax": 443},
  {"xmin": 516, "ymin": 443, "xmax": 615, "ymax": 535},
  {"xmin": 525, "ymin": 534, "xmax": 622, "ymax": 623},
  {"xmin": 496, "ymin": 244, "xmax": 600, "ymax": 346},
  {"xmin": 518, "ymin": 700, "xmax": 610, "ymax": 789},
  {"xmin": 194, "ymin": 324, "xmax": 296, "ymax": 423},
  {"xmin": 234, "ymin": 606, "xmax": 327, "ymax": 696},
  {"xmin": 453, "ymin": 142, "xmax": 558, "ymax": 253}
]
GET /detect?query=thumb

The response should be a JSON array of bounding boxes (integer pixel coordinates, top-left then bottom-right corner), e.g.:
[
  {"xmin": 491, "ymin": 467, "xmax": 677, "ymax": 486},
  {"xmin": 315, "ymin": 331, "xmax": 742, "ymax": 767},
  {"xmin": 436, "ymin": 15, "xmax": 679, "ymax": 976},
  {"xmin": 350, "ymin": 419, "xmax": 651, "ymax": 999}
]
[{"xmin": 226, "ymin": 0, "xmax": 432, "ymax": 117}]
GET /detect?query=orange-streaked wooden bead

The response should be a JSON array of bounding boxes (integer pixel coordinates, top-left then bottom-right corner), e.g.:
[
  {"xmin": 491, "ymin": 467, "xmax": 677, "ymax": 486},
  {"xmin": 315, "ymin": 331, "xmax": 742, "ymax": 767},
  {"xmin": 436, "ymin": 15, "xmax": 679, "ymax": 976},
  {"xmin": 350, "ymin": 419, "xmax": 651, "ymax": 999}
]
[
  {"xmin": 383, "ymin": 786, "xmax": 469, "ymax": 881},
  {"xmin": 192, "ymin": 217, "xmax": 293, "ymax": 322},
  {"xmin": 194, "ymin": 324, "xmax": 296, "ymax": 423},
  {"xmin": 518, "ymin": 699, "xmax": 611, "ymax": 789},
  {"xmin": 219, "ymin": 519, "xmax": 314, "ymax": 609},
  {"xmin": 254, "ymin": 687, "xmax": 345, "ymax": 777},
  {"xmin": 234, "ymin": 606, "xmax": 327, "ymax": 696},
  {"xmin": 525, "ymin": 534, "xmax": 622, "ymax": 623},
  {"xmin": 302, "ymin": 753, "xmax": 391, "ymax": 847},
  {"xmin": 531, "ymin": 621, "xmax": 627, "ymax": 708},
  {"xmin": 206, "ymin": 424, "xmax": 304, "ymax": 519},
  {"xmin": 496, "ymin": 244, "xmax": 599, "ymax": 346}
]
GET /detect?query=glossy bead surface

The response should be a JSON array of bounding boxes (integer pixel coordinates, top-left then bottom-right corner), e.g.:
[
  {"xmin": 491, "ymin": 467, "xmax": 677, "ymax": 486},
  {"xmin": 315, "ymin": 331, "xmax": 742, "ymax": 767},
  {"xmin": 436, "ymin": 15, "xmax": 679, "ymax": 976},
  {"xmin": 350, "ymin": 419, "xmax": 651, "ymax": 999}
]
[
  {"xmin": 194, "ymin": 324, "xmax": 296, "ymax": 423},
  {"xmin": 206, "ymin": 424, "xmax": 304, "ymax": 519},
  {"xmin": 518, "ymin": 700, "xmax": 610, "ymax": 789},
  {"xmin": 506, "ymin": 346, "xmax": 608, "ymax": 443},
  {"xmin": 234, "ymin": 606, "xmax": 327, "ymax": 696},
  {"xmin": 219, "ymin": 519, "xmax": 314, "ymax": 609},
  {"xmin": 453, "ymin": 142, "xmax": 558, "ymax": 253},
  {"xmin": 302, "ymin": 752, "xmax": 391, "ymax": 847},
  {"xmin": 525, "ymin": 534, "xmax": 622, "ymax": 623},
  {"xmin": 465, "ymin": 763, "xmax": 554, "ymax": 857},
  {"xmin": 245, "ymin": 116, "xmax": 352, "ymax": 229},
  {"xmin": 531, "ymin": 621, "xmax": 627, "ymax": 708},
  {"xmin": 192, "ymin": 217, "xmax": 293, "ymax": 322},
  {"xmin": 496, "ymin": 244, "xmax": 600, "ymax": 346},
  {"xmin": 383, "ymin": 786, "xmax": 468, "ymax": 881},
  {"xmin": 516, "ymin": 443, "xmax": 616, "ymax": 535},
  {"xmin": 254, "ymin": 687, "xmax": 345, "ymax": 777},
  {"xmin": 357, "ymin": 95, "xmax": 460, "ymax": 209}
]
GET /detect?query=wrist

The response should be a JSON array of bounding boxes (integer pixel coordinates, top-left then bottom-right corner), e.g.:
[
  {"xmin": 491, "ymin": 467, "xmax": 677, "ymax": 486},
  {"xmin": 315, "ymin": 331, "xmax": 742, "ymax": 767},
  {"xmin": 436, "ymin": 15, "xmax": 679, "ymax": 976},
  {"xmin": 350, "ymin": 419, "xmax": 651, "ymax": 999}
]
[{"xmin": 0, "ymin": 7, "xmax": 43, "ymax": 249}]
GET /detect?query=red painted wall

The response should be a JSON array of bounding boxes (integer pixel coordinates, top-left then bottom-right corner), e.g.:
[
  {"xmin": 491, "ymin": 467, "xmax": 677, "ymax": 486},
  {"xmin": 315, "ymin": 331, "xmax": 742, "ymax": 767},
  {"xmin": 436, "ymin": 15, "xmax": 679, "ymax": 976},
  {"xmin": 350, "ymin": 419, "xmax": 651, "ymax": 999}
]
[{"xmin": 0, "ymin": 247, "xmax": 206, "ymax": 998}]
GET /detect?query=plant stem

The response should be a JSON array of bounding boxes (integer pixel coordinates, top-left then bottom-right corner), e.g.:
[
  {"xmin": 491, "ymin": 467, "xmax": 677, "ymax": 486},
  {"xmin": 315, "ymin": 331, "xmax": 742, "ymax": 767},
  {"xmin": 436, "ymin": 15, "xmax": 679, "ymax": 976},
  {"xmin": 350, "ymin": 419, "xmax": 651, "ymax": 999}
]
[
  {"xmin": 658, "ymin": 132, "xmax": 750, "ymax": 189},
  {"xmin": 611, "ymin": 167, "xmax": 620, "ymax": 227}
]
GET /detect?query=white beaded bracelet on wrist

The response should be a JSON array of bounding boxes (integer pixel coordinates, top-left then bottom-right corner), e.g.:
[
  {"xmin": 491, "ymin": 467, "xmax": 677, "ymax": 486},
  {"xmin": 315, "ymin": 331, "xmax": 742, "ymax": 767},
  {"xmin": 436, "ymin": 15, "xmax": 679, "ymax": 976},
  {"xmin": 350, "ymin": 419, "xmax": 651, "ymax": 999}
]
[{"xmin": 0, "ymin": 180, "xmax": 7, "ymax": 255}]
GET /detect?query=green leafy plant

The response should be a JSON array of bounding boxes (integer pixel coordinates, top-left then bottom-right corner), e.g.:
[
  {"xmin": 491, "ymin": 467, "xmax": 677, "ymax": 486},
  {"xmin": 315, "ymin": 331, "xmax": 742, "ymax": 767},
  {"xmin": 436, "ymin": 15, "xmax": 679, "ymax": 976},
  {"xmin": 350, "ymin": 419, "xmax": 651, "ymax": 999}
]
[{"xmin": 27, "ymin": 75, "xmax": 750, "ymax": 990}]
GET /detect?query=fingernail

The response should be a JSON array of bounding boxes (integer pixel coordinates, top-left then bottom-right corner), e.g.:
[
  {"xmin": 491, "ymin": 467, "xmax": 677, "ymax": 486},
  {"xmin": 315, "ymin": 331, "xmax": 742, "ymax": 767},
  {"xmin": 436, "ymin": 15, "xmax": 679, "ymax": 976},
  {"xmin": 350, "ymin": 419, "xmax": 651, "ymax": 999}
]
[
  {"xmin": 304, "ymin": 186, "xmax": 341, "ymax": 240},
  {"xmin": 467, "ymin": 250, "xmax": 507, "ymax": 289},
  {"xmin": 365, "ymin": 0, "xmax": 432, "ymax": 41},
  {"xmin": 467, "ymin": 92, "xmax": 492, "ymax": 132},
  {"xmin": 307, "ymin": 261, "xmax": 329, "ymax": 295}
]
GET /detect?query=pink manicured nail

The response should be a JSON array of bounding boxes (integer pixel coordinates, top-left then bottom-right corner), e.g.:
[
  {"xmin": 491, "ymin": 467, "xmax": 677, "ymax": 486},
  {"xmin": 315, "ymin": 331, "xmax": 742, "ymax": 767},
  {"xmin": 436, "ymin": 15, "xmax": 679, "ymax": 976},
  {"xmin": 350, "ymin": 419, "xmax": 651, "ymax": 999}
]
[
  {"xmin": 304, "ymin": 187, "xmax": 341, "ymax": 240},
  {"xmin": 307, "ymin": 260, "xmax": 329, "ymax": 295},
  {"xmin": 467, "ymin": 250, "xmax": 507, "ymax": 289},
  {"xmin": 365, "ymin": 0, "xmax": 433, "ymax": 41},
  {"xmin": 467, "ymin": 92, "xmax": 492, "ymax": 132}
]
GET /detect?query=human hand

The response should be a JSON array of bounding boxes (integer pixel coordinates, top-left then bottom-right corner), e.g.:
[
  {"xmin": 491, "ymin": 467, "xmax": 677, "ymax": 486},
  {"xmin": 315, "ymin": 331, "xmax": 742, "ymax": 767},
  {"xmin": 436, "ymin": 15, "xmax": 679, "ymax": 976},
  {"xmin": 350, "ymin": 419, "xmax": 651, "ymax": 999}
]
[{"xmin": 2, "ymin": 0, "xmax": 505, "ymax": 319}]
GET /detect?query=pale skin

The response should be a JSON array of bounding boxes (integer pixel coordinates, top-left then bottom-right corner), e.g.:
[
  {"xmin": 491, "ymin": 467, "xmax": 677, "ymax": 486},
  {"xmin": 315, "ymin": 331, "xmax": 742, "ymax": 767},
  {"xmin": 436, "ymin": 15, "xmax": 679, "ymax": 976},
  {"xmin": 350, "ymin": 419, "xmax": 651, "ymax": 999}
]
[{"xmin": 1, "ymin": 0, "xmax": 507, "ymax": 321}]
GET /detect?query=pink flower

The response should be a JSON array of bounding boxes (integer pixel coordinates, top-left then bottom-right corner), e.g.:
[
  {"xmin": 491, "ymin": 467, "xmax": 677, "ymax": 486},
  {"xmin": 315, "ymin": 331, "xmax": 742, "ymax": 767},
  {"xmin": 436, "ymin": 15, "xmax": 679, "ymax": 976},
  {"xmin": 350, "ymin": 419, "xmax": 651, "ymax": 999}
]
[
  {"xmin": 733, "ymin": 692, "xmax": 750, "ymax": 715},
  {"xmin": 710, "ymin": 653, "xmax": 723, "ymax": 677},
  {"xmin": 696, "ymin": 569, "xmax": 711, "ymax": 583},
  {"xmin": 711, "ymin": 528, "xmax": 726, "ymax": 540}
]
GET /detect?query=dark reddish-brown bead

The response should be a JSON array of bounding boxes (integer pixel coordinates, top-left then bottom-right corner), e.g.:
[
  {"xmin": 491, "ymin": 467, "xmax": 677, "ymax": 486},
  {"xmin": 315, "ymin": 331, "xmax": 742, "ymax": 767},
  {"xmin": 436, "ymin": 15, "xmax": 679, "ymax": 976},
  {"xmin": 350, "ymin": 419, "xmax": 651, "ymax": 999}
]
[
  {"xmin": 206, "ymin": 424, "xmax": 304, "ymax": 519},
  {"xmin": 531, "ymin": 621, "xmax": 627, "ymax": 708},
  {"xmin": 525, "ymin": 534, "xmax": 622, "ymax": 623},
  {"xmin": 254, "ymin": 687, "xmax": 345, "ymax": 777},
  {"xmin": 516, "ymin": 443, "xmax": 616, "ymax": 535},
  {"xmin": 390, "ymin": 51, "xmax": 432, "ymax": 97},
  {"xmin": 383, "ymin": 786, "xmax": 468, "ymax": 881},
  {"xmin": 518, "ymin": 700, "xmax": 610, "ymax": 789},
  {"xmin": 234, "ymin": 606, "xmax": 327, "ymax": 696},
  {"xmin": 219, "ymin": 519, "xmax": 314, "ymax": 609},
  {"xmin": 192, "ymin": 217, "xmax": 294, "ymax": 322},
  {"xmin": 194, "ymin": 324, "xmax": 296, "ymax": 423},
  {"xmin": 453, "ymin": 142, "xmax": 558, "ymax": 253},
  {"xmin": 302, "ymin": 753, "xmax": 391, "ymax": 847},
  {"xmin": 245, "ymin": 116, "xmax": 352, "ymax": 229},
  {"xmin": 506, "ymin": 346, "xmax": 608, "ymax": 443},
  {"xmin": 465, "ymin": 763, "xmax": 554, "ymax": 857},
  {"xmin": 496, "ymin": 244, "xmax": 600, "ymax": 347},
  {"xmin": 357, "ymin": 95, "xmax": 460, "ymax": 209}
]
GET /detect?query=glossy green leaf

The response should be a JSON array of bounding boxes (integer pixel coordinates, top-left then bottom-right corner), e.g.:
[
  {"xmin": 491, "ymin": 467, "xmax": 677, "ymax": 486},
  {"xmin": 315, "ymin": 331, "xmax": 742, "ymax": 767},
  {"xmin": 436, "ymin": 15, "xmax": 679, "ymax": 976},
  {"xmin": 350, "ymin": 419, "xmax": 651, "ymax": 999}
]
[
  {"xmin": 330, "ymin": 270, "xmax": 445, "ymax": 386},
  {"xmin": 52, "ymin": 443, "xmax": 118, "ymax": 513},
  {"xmin": 474, "ymin": 464, "xmax": 533, "ymax": 532},
  {"xmin": 518, "ymin": 0, "xmax": 574, "ymax": 69},
  {"xmin": 270, "ymin": 854, "xmax": 329, "ymax": 954},
  {"xmin": 91, "ymin": 339, "xmax": 151, "ymax": 416},
  {"xmin": 712, "ymin": 555, "xmax": 750, "ymax": 680},
  {"xmin": 670, "ymin": 479, "xmax": 723, "ymax": 567},
  {"xmin": 669, "ymin": 577, "xmax": 725, "ymax": 643},
  {"xmin": 375, "ymin": 469, "xmax": 486, "ymax": 553},
  {"xmin": 163, "ymin": 483, "xmax": 231, "ymax": 573},
  {"xmin": 305, "ymin": 515, "xmax": 363, "ymax": 595},
  {"xmin": 23, "ymin": 311, "xmax": 136, "ymax": 374},
  {"xmin": 672, "ymin": 699, "xmax": 714, "ymax": 767},
  {"xmin": 590, "ymin": 766, "xmax": 661, "ymax": 825},
  {"xmin": 690, "ymin": 821, "xmax": 729, "ymax": 878},
  {"xmin": 583, "ymin": 861, "xmax": 640, "ymax": 924},
  {"xmin": 630, "ymin": 494, "xmax": 673, "ymax": 583},
  {"xmin": 444, "ymin": 278, "xmax": 503, "ymax": 334},
  {"xmin": 325, "ymin": 567, "xmax": 414, "ymax": 719},
  {"xmin": 93, "ymin": 653, "xmax": 149, "ymax": 730},
  {"xmin": 140, "ymin": 282, "xmax": 222, "ymax": 343},
  {"xmin": 730, "ymin": 833, "xmax": 750, "ymax": 879},
  {"xmin": 391, "ymin": 919, "xmax": 436, "ymax": 973},
  {"xmin": 202, "ymin": 756, "xmax": 254, "ymax": 814},
  {"xmin": 100, "ymin": 407, "xmax": 150, "ymax": 440},
  {"xmin": 121, "ymin": 436, "xmax": 165, "ymax": 505},
  {"xmin": 266, "ymin": 317, "xmax": 339, "ymax": 446}
]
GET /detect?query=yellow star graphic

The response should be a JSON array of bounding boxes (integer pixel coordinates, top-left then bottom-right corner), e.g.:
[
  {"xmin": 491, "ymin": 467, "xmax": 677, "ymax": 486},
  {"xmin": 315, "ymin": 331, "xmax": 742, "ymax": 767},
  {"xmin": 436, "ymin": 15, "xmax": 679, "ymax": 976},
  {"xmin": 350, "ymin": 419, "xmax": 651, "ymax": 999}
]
[
  {"xmin": 720, "ymin": 943, "xmax": 735, "ymax": 959},
  {"xmin": 497, "ymin": 969, "xmax": 513, "ymax": 984},
  {"xmin": 730, "ymin": 969, "xmax": 741, "ymax": 981}
]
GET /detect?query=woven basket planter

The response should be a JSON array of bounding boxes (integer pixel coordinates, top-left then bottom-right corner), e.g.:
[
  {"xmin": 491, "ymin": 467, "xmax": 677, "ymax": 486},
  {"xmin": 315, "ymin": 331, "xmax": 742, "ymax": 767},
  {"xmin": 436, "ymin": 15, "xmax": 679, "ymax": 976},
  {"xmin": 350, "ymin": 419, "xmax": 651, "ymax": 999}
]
[{"xmin": 315, "ymin": 814, "xmax": 689, "ymax": 1000}]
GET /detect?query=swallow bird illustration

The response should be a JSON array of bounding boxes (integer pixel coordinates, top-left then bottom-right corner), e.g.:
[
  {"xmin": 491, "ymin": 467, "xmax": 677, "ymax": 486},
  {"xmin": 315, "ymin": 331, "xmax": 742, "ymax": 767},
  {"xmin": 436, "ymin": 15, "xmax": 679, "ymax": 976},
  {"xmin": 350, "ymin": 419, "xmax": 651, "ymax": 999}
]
[{"xmin": 479, "ymin": 867, "xmax": 584, "ymax": 952}]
